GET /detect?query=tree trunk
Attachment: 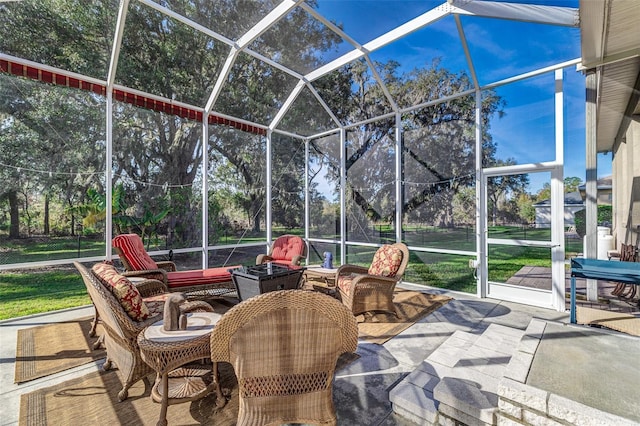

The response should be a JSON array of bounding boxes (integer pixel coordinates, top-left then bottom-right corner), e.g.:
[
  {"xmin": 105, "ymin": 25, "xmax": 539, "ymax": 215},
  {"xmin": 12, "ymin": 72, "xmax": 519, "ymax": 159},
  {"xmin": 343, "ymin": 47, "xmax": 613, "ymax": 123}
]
[
  {"xmin": 44, "ymin": 194, "xmax": 50, "ymax": 235},
  {"xmin": 67, "ymin": 199, "xmax": 76, "ymax": 236},
  {"xmin": 252, "ymin": 207, "xmax": 261, "ymax": 233},
  {"xmin": 8, "ymin": 190, "xmax": 20, "ymax": 238}
]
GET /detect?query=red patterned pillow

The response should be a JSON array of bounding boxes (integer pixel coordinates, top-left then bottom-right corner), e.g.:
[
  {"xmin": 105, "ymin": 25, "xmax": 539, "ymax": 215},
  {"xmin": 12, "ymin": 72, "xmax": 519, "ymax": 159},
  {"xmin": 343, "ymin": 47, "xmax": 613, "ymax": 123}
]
[
  {"xmin": 112, "ymin": 233, "xmax": 158, "ymax": 271},
  {"xmin": 368, "ymin": 245, "xmax": 403, "ymax": 277},
  {"xmin": 92, "ymin": 262, "xmax": 150, "ymax": 321}
]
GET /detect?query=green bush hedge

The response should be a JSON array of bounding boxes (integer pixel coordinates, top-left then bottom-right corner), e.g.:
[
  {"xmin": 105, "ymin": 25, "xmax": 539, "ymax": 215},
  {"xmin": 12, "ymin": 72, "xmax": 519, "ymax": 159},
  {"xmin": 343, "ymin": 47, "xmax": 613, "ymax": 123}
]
[{"xmin": 574, "ymin": 205, "xmax": 612, "ymax": 237}]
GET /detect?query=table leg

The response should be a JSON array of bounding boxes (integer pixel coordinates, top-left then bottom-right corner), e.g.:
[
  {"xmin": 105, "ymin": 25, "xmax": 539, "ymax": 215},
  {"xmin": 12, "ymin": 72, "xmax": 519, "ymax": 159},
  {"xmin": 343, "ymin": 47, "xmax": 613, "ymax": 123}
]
[
  {"xmin": 213, "ymin": 362, "xmax": 226, "ymax": 408},
  {"xmin": 157, "ymin": 372, "xmax": 169, "ymax": 426},
  {"xmin": 570, "ymin": 276, "xmax": 576, "ymax": 324}
]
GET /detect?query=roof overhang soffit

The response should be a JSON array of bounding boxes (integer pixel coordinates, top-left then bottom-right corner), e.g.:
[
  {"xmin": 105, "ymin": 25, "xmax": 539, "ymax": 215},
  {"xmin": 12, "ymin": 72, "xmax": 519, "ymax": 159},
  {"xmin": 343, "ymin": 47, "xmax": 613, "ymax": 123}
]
[{"xmin": 579, "ymin": 0, "xmax": 640, "ymax": 152}]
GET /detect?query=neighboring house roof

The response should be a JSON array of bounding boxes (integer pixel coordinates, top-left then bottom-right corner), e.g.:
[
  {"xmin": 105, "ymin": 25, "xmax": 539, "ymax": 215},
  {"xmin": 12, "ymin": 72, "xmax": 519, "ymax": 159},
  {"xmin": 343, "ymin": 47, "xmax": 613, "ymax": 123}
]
[
  {"xmin": 577, "ymin": 175, "xmax": 612, "ymax": 192},
  {"xmin": 534, "ymin": 191, "xmax": 585, "ymax": 207}
]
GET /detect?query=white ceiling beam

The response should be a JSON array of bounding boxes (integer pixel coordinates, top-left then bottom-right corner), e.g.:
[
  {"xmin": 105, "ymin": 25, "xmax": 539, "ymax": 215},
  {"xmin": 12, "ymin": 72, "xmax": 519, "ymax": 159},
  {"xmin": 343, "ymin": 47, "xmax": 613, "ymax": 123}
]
[
  {"xmin": 364, "ymin": 5, "xmax": 451, "ymax": 52},
  {"xmin": 207, "ymin": 0, "xmax": 303, "ymax": 112},
  {"xmin": 454, "ymin": 14, "xmax": 479, "ymax": 90},
  {"xmin": 306, "ymin": 3, "xmax": 452, "ymax": 82},
  {"xmin": 236, "ymin": 0, "xmax": 303, "ymax": 49},
  {"xmin": 306, "ymin": 83, "xmax": 344, "ymax": 129},
  {"xmin": 205, "ymin": 48, "xmax": 239, "ymax": 113},
  {"xmin": 364, "ymin": 55, "xmax": 399, "ymax": 112},
  {"xmin": 481, "ymin": 58, "xmax": 581, "ymax": 90},
  {"xmin": 448, "ymin": 0, "xmax": 579, "ymax": 27},
  {"xmin": 400, "ymin": 88, "xmax": 476, "ymax": 115},
  {"xmin": 307, "ymin": 128, "xmax": 341, "ymax": 140},
  {"xmin": 578, "ymin": 47, "xmax": 640, "ymax": 71},
  {"xmin": 106, "ymin": 0, "xmax": 129, "ymax": 89},
  {"xmin": 269, "ymin": 80, "xmax": 306, "ymax": 131},
  {"xmin": 303, "ymin": 1, "xmax": 399, "ymax": 112},
  {"xmin": 140, "ymin": 0, "xmax": 305, "ymax": 81},
  {"xmin": 305, "ymin": 49, "xmax": 365, "ymax": 82},
  {"xmin": 299, "ymin": 2, "xmax": 363, "ymax": 51},
  {"xmin": 248, "ymin": 49, "xmax": 305, "ymax": 80},
  {"xmin": 138, "ymin": 0, "xmax": 234, "ymax": 46}
]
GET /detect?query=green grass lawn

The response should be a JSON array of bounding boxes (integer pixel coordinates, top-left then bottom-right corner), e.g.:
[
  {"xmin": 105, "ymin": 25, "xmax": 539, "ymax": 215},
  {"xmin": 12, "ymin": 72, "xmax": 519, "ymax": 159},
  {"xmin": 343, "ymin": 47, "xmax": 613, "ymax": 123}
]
[
  {"xmin": 0, "ymin": 236, "xmax": 105, "ymax": 264},
  {"xmin": 0, "ymin": 226, "xmax": 583, "ymax": 320},
  {"xmin": 0, "ymin": 267, "xmax": 89, "ymax": 320}
]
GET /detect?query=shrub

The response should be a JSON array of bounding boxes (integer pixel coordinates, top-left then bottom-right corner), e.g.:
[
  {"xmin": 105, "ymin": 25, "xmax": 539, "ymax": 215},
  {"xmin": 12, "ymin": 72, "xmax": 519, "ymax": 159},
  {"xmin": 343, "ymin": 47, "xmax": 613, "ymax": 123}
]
[{"xmin": 574, "ymin": 205, "xmax": 613, "ymax": 237}]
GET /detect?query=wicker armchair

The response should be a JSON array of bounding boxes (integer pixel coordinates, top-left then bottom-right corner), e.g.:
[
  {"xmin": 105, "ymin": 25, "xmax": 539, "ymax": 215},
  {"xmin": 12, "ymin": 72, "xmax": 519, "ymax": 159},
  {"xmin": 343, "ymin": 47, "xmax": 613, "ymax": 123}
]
[
  {"xmin": 256, "ymin": 234, "xmax": 307, "ymax": 266},
  {"xmin": 336, "ymin": 243, "xmax": 409, "ymax": 317},
  {"xmin": 113, "ymin": 233, "xmax": 239, "ymax": 297},
  {"xmin": 74, "ymin": 262, "xmax": 213, "ymax": 402},
  {"xmin": 210, "ymin": 290, "xmax": 358, "ymax": 426},
  {"xmin": 86, "ymin": 274, "xmax": 168, "ymax": 348}
]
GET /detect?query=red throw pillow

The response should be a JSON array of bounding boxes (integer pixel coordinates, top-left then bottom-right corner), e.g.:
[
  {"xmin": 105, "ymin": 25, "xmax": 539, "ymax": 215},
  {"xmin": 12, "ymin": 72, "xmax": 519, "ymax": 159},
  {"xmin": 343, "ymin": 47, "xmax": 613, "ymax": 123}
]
[
  {"xmin": 92, "ymin": 262, "xmax": 150, "ymax": 321},
  {"xmin": 368, "ymin": 245, "xmax": 403, "ymax": 277}
]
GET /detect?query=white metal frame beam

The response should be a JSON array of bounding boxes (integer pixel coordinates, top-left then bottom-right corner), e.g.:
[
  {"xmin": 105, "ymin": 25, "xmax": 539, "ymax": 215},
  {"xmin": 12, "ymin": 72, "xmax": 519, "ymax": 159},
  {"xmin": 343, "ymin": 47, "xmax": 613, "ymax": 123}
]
[
  {"xmin": 448, "ymin": 0, "xmax": 579, "ymax": 27},
  {"xmin": 305, "ymin": 4, "xmax": 452, "ymax": 82},
  {"xmin": 105, "ymin": 0, "xmax": 130, "ymax": 259},
  {"xmin": 201, "ymin": 116, "xmax": 209, "ymax": 269},
  {"xmin": 584, "ymin": 69, "xmax": 599, "ymax": 301},
  {"xmin": 551, "ymin": 68, "xmax": 565, "ymax": 311},
  {"xmin": 206, "ymin": 48, "xmax": 239, "ymax": 113},
  {"xmin": 269, "ymin": 80, "xmax": 307, "ymax": 131},
  {"xmin": 455, "ymin": 14, "xmax": 479, "ymax": 89}
]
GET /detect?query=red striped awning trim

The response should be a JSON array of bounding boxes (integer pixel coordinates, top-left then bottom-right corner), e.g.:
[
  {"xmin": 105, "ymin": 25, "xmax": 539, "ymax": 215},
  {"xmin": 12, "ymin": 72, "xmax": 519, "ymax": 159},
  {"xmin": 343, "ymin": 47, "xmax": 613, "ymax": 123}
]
[
  {"xmin": 1, "ymin": 59, "xmax": 106, "ymax": 96},
  {"xmin": 1, "ymin": 59, "xmax": 266, "ymax": 135},
  {"xmin": 112, "ymin": 88, "xmax": 203, "ymax": 121}
]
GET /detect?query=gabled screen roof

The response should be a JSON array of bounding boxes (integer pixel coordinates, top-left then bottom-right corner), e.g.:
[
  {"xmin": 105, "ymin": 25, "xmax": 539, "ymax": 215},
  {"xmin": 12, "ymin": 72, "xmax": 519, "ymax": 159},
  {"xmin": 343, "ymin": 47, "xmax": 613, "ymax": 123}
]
[{"xmin": 0, "ymin": 0, "xmax": 580, "ymax": 138}]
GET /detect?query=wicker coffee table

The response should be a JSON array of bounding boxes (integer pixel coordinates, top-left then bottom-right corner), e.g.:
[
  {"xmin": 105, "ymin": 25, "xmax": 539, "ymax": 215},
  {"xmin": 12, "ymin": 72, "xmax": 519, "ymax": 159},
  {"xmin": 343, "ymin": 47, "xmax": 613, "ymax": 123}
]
[{"xmin": 138, "ymin": 311, "xmax": 225, "ymax": 426}]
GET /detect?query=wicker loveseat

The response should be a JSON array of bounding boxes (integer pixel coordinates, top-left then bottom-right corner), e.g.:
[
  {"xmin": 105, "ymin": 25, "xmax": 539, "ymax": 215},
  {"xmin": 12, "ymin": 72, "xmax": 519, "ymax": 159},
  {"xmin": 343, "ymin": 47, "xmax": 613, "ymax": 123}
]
[
  {"xmin": 74, "ymin": 261, "xmax": 213, "ymax": 401},
  {"xmin": 210, "ymin": 290, "xmax": 358, "ymax": 425}
]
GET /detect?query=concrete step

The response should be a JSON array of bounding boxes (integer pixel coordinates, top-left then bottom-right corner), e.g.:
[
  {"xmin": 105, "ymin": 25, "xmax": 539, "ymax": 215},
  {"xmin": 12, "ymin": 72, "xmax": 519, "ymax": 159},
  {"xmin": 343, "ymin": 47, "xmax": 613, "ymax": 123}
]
[{"xmin": 390, "ymin": 322, "xmax": 533, "ymax": 426}]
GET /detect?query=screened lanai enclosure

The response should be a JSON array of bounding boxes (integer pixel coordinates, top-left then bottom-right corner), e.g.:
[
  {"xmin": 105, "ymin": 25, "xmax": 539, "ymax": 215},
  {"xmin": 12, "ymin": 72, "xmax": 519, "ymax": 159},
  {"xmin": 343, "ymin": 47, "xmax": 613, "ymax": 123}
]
[{"xmin": 1, "ymin": 0, "xmax": 587, "ymax": 311}]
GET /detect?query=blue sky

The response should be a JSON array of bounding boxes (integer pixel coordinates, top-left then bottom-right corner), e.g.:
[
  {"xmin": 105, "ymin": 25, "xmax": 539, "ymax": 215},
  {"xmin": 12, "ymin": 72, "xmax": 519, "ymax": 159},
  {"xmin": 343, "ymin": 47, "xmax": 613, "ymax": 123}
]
[{"xmin": 315, "ymin": 0, "xmax": 611, "ymax": 194}]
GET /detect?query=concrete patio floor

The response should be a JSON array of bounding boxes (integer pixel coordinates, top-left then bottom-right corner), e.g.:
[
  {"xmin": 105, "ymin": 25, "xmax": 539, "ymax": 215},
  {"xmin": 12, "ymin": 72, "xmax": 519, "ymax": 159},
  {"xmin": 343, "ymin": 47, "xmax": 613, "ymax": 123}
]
[{"xmin": 0, "ymin": 281, "xmax": 638, "ymax": 425}]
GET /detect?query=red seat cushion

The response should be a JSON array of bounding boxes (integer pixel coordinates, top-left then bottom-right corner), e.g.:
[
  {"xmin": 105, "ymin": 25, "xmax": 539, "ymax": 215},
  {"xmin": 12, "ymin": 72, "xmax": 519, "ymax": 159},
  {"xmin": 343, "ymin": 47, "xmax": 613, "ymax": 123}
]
[
  {"xmin": 337, "ymin": 273, "xmax": 356, "ymax": 296},
  {"xmin": 166, "ymin": 266, "xmax": 240, "ymax": 289},
  {"xmin": 112, "ymin": 234, "xmax": 158, "ymax": 271},
  {"xmin": 143, "ymin": 293, "xmax": 171, "ymax": 316},
  {"xmin": 270, "ymin": 235, "xmax": 304, "ymax": 262}
]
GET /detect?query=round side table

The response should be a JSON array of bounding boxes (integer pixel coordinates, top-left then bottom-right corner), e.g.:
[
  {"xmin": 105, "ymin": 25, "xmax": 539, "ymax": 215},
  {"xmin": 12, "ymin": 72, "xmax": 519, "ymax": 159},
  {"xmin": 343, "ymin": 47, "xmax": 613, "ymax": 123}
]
[{"xmin": 138, "ymin": 311, "xmax": 225, "ymax": 426}]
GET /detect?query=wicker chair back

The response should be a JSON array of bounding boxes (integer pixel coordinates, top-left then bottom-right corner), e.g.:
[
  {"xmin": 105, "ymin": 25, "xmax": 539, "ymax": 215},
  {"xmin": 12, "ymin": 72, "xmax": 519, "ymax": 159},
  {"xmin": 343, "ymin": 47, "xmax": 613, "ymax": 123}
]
[
  {"xmin": 74, "ymin": 261, "xmax": 158, "ymax": 401},
  {"xmin": 210, "ymin": 290, "xmax": 358, "ymax": 426}
]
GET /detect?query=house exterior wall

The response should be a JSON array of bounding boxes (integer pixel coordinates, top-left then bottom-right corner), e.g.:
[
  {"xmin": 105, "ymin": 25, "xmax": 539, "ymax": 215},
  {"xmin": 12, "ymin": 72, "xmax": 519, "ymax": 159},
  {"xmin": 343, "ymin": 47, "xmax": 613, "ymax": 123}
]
[
  {"xmin": 534, "ymin": 205, "xmax": 584, "ymax": 228},
  {"xmin": 612, "ymin": 117, "xmax": 640, "ymax": 251}
]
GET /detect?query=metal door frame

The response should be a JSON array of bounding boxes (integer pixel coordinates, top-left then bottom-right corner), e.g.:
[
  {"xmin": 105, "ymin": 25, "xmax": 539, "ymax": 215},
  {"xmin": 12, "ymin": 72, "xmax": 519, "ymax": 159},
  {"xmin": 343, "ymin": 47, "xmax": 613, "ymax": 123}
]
[
  {"xmin": 481, "ymin": 165, "xmax": 565, "ymax": 310},
  {"xmin": 477, "ymin": 69, "xmax": 566, "ymax": 311}
]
